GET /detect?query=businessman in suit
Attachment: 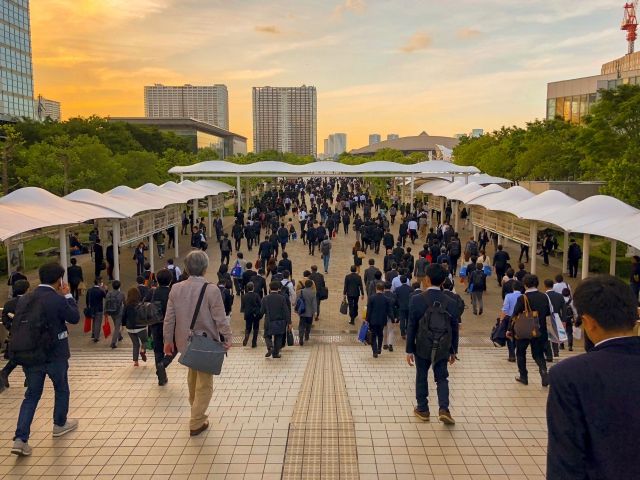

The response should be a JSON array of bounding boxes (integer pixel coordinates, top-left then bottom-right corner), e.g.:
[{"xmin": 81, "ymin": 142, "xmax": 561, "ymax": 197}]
[
  {"xmin": 343, "ymin": 266, "xmax": 364, "ymax": 325},
  {"xmin": 544, "ymin": 278, "xmax": 566, "ymax": 360},
  {"xmin": 365, "ymin": 282, "xmax": 393, "ymax": 357},
  {"xmin": 547, "ymin": 275, "xmax": 640, "ymax": 480}
]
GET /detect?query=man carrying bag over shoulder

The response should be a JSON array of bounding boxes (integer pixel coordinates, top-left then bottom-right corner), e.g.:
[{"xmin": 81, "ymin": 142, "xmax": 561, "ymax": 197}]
[{"xmin": 163, "ymin": 251, "xmax": 232, "ymax": 437}]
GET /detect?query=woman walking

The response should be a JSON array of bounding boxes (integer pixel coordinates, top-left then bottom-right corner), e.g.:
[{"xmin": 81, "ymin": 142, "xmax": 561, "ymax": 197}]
[{"xmin": 122, "ymin": 287, "xmax": 147, "ymax": 366}]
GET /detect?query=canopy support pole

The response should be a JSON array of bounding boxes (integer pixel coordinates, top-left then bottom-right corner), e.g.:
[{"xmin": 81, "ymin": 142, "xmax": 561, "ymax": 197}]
[
  {"xmin": 207, "ymin": 197, "xmax": 213, "ymax": 240},
  {"xmin": 113, "ymin": 221, "xmax": 121, "ymax": 281},
  {"xmin": 174, "ymin": 223, "xmax": 179, "ymax": 259},
  {"xmin": 453, "ymin": 201, "xmax": 459, "ymax": 232},
  {"xmin": 244, "ymin": 178, "xmax": 251, "ymax": 212},
  {"xmin": 562, "ymin": 232, "xmax": 569, "ymax": 274},
  {"xmin": 610, "ymin": 239, "xmax": 617, "ymax": 275},
  {"xmin": 236, "ymin": 176, "xmax": 242, "ymax": 212},
  {"xmin": 529, "ymin": 221, "xmax": 538, "ymax": 275},
  {"xmin": 410, "ymin": 176, "xmax": 415, "ymax": 213},
  {"xmin": 581, "ymin": 233, "xmax": 590, "ymax": 280},
  {"xmin": 59, "ymin": 226, "xmax": 68, "ymax": 282},
  {"xmin": 401, "ymin": 177, "xmax": 406, "ymax": 204},
  {"xmin": 473, "ymin": 224, "xmax": 477, "ymax": 240},
  {"xmin": 192, "ymin": 199, "xmax": 198, "ymax": 226},
  {"xmin": 148, "ymin": 233, "xmax": 155, "ymax": 274},
  {"xmin": 464, "ymin": 173, "xmax": 469, "ymax": 185}
]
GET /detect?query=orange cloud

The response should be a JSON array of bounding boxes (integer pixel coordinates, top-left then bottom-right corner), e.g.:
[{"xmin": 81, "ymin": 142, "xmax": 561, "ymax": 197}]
[
  {"xmin": 255, "ymin": 25, "xmax": 281, "ymax": 34},
  {"xmin": 400, "ymin": 32, "xmax": 432, "ymax": 53},
  {"xmin": 457, "ymin": 28, "xmax": 482, "ymax": 39}
]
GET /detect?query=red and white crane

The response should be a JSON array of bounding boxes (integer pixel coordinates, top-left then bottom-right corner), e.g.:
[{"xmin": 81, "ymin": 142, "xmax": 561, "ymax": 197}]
[{"xmin": 622, "ymin": 1, "xmax": 638, "ymax": 54}]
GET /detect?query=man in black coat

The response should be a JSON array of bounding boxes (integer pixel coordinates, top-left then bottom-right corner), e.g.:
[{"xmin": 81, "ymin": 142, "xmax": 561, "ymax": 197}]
[
  {"xmin": 261, "ymin": 281, "xmax": 291, "ymax": 358},
  {"xmin": 144, "ymin": 269, "xmax": 172, "ymax": 386},
  {"xmin": 258, "ymin": 238, "xmax": 272, "ymax": 266},
  {"xmin": 507, "ymin": 274, "xmax": 550, "ymax": 386},
  {"xmin": 93, "ymin": 238, "xmax": 104, "ymax": 280},
  {"xmin": 544, "ymin": 278, "xmax": 566, "ymax": 360},
  {"xmin": 241, "ymin": 282, "xmax": 263, "ymax": 348},
  {"xmin": 250, "ymin": 269, "xmax": 268, "ymax": 299},
  {"xmin": 67, "ymin": 258, "xmax": 84, "ymax": 301},
  {"xmin": 567, "ymin": 239, "xmax": 582, "ymax": 278},
  {"xmin": 406, "ymin": 264, "xmax": 459, "ymax": 425},
  {"xmin": 492, "ymin": 244, "xmax": 510, "ymax": 286},
  {"xmin": 241, "ymin": 263, "xmax": 257, "ymax": 293},
  {"xmin": 343, "ymin": 266, "xmax": 364, "ymax": 325},
  {"xmin": 309, "ymin": 265, "xmax": 326, "ymax": 321},
  {"xmin": 547, "ymin": 275, "xmax": 640, "ymax": 480},
  {"xmin": 365, "ymin": 282, "xmax": 393, "ymax": 357},
  {"xmin": 11, "ymin": 263, "xmax": 80, "ymax": 456},
  {"xmin": 395, "ymin": 281, "xmax": 414, "ymax": 339}
]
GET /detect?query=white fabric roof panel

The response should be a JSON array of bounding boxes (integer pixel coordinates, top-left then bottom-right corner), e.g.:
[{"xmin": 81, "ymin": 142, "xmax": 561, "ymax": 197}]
[
  {"xmin": 444, "ymin": 183, "xmax": 484, "ymax": 201},
  {"xmin": 416, "ymin": 180, "xmax": 461, "ymax": 194},
  {"xmin": 179, "ymin": 180, "xmax": 224, "ymax": 197},
  {"xmin": 429, "ymin": 181, "xmax": 468, "ymax": 197},
  {"xmin": 464, "ymin": 173, "xmax": 512, "ymax": 185},
  {"xmin": 456, "ymin": 184, "xmax": 505, "ymax": 204},
  {"xmin": 137, "ymin": 183, "xmax": 194, "ymax": 206},
  {"xmin": 65, "ymin": 189, "xmax": 150, "ymax": 218},
  {"xmin": 467, "ymin": 186, "xmax": 535, "ymax": 213},
  {"xmin": 510, "ymin": 190, "xmax": 579, "ymax": 221},
  {"xmin": 156, "ymin": 181, "xmax": 205, "ymax": 202},
  {"xmin": 169, "ymin": 160, "xmax": 480, "ymax": 175},
  {"xmin": 105, "ymin": 186, "xmax": 175, "ymax": 211},
  {"xmin": 195, "ymin": 179, "xmax": 236, "ymax": 193}
]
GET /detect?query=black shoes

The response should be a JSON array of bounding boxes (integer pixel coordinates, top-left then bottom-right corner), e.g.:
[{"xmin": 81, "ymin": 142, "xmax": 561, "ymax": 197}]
[
  {"xmin": 265, "ymin": 349, "xmax": 272, "ymax": 358},
  {"xmin": 388, "ymin": 345, "xmax": 394, "ymax": 352},
  {"xmin": 242, "ymin": 334, "xmax": 249, "ymax": 347},
  {"xmin": 508, "ymin": 357, "xmax": 516, "ymax": 363},
  {"xmin": 383, "ymin": 345, "xmax": 388, "ymax": 350},
  {"xmin": 373, "ymin": 352, "xmax": 378, "ymax": 358},
  {"xmin": 541, "ymin": 371, "xmax": 549, "ymax": 387},
  {"xmin": 515, "ymin": 376, "xmax": 528, "ymax": 385}
]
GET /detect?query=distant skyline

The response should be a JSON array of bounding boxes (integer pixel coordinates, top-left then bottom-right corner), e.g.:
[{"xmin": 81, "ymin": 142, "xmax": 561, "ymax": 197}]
[{"xmin": 32, "ymin": 0, "xmax": 626, "ymax": 150}]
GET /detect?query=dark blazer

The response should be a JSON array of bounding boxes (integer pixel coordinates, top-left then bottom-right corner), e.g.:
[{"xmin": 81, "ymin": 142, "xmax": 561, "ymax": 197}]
[
  {"xmin": 366, "ymin": 292, "xmax": 393, "ymax": 326},
  {"xmin": 241, "ymin": 291, "xmax": 262, "ymax": 320},
  {"xmin": 546, "ymin": 290, "xmax": 566, "ymax": 322},
  {"xmin": 406, "ymin": 288, "xmax": 460, "ymax": 356},
  {"xmin": 511, "ymin": 289, "xmax": 550, "ymax": 337},
  {"xmin": 25, "ymin": 285, "xmax": 79, "ymax": 361},
  {"xmin": 309, "ymin": 272, "xmax": 326, "ymax": 294},
  {"xmin": 343, "ymin": 272, "xmax": 364, "ymax": 298},
  {"xmin": 144, "ymin": 286, "xmax": 170, "ymax": 317},
  {"xmin": 278, "ymin": 258, "xmax": 293, "ymax": 274},
  {"xmin": 363, "ymin": 266, "xmax": 380, "ymax": 289},
  {"xmin": 86, "ymin": 285, "xmax": 106, "ymax": 314},
  {"xmin": 241, "ymin": 269, "xmax": 257, "ymax": 289},
  {"xmin": 261, "ymin": 292, "xmax": 291, "ymax": 335},
  {"xmin": 395, "ymin": 284, "xmax": 414, "ymax": 311},
  {"xmin": 547, "ymin": 337, "xmax": 640, "ymax": 480},
  {"xmin": 94, "ymin": 244, "xmax": 104, "ymax": 265},
  {"xmin": 67, "ymin": 265, "xmax": 84, "ymax": 285}
]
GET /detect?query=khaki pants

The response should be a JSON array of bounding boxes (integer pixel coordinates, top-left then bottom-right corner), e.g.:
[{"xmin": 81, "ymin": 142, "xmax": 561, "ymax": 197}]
[{"xmin": 187, "ymin": 368, "xmax": 213, "ymax": 430}]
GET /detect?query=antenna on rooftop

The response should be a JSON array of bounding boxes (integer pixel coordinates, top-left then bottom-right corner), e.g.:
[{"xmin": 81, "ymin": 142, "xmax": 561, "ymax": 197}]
[{"xmin": 622, "ymin": 1, "xmax": 638, "ymax": 54}]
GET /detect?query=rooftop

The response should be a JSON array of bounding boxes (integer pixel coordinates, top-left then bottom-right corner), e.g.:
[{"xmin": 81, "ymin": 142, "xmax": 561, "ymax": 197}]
[{"xmin": 107, "ymin": 117, "xmax": 247, "ymax": 141}]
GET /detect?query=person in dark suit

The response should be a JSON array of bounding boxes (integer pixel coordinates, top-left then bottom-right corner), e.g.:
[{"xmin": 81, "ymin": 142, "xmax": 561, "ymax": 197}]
[
  {"xmin": 11, "ymin": 263, "xmax": 80, "ymax": 456},
  {"xmin": 261, "ymin": 281, "xmax": 291, "ymax": 358},
  {"xmin": 365, "ymin": 282, "xmax": 393, "ymax": 357},
  {"xmin": 406, "ymin": 264, "xmax": 460, "ymax": 425},
  {"xmin": 547, "ymin": 275, "xmax": 640, "ymax": 480},
  {"xmin": 0, "ymin": 279, "xmax": 29, "ymax": 392},
  {"xmin": 66, "ymin": 258, "xmax": 83, "ymax": 301},
  {"xmin": 343, "ymin": 266, "xmax": 364, "ymax": 325},
  {"xmin": 544, "ymin": 279, "xmax": 566, "ymax": 360},
  {"xmin": 105, "ymin": 244, "xmax": 114, "ymax": 281},
  {"xmin": 309, "ymin": 265, "xmax": 326, "ymax": 321},
  {"xmin": 241, "ymin": 263, "xmax": 257, "ymax": 293},
  {"xmin": 395, "ymin": 280, "xmax": 414, "ymax": 339},
  {"xmin": 363, "ymin": 259, "xmax": 380, "ymax": 294},
  {"xmin": 93, "ymin": 238, "xmax": 104, "ymax": 280},
  {"xmin": 241, "ymin": 282, "xmax": 263, "ymax": 348},
  {"xmin": 144, "ymin": 269, "xmax": 173, "ymax": 386},
  {"xmin": 507, "ymin": 274, "xmax": 550, "ymax": 386}
]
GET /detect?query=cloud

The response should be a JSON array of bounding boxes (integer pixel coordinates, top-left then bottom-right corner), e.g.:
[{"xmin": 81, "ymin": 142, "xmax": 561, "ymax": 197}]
[
  {"xmin": 333, "ymin": 0, "xmax": 366, "ymax": 18},
  {"xmin": 457, "ymin": 28, "xmax": 482, "ymax": 40},
  {"xmin": 400, "ymin": 32, "xmax": 432, "ymax": 53},
  {"xmin": 223, "ymin": 68, "xmax": 284, "ymax": 80},
  {"xmin": 255, "ymin": 25, "xmax": 281, "ymax": 34}
]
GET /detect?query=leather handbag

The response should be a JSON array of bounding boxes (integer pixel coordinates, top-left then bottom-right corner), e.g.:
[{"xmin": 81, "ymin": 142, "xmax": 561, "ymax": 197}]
[
  {"xmin": 340, "ymin": 298, "xmax": 348, "ymax": 315},
  {"xmin": 512, "ymin": 295, "xmax": 540, "ymax": 340},
  {"xmin": 178, "ymin": 283, "xmax": 227, "ymax": 375},
  {"xmin": 286, "ymin": 328, "xmax": 294, "ymax": 346}
]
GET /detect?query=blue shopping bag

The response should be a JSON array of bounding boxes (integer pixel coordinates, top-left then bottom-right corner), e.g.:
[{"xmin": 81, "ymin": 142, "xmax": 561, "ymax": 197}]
[
  {"xmin": 483, "ymin": 265, "xmax": 492, "ymax": 276},
  {"xmin": 459, "ymin": 265, "xmax": 467, "ymax": 277},
  {"xmin": 357, "ymin": 322, "xmax": 369, "ymax": 343}
]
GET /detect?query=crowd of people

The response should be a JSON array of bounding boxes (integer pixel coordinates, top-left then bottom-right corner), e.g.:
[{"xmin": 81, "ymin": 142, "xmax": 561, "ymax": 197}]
[{"xmin": 0, "ymin": 175, "xmax": 638, "ymax": 480}]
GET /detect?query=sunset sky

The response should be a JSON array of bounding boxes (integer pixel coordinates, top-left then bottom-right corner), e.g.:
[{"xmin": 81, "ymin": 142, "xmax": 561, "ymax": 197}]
[{"xmin": 32, "ymin": 0, "xmax": 626, "ymax": 150}]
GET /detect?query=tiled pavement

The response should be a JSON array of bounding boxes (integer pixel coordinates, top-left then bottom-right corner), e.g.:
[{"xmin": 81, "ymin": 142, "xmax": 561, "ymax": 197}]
[{"xmin": 0, "ymin": 195, "xmax": 578, "ymax": 479}]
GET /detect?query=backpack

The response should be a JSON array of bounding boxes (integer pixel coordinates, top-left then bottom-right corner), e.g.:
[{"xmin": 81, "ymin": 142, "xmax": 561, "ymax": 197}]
[
  {"xmin": 135, "ymin": 290, "xmax": 163, "ymax": 325},
  {"xmin": 8, "ymin": 293, "xmax": 55, "ymax": 366},
  {"xmin": 470, "ymin": 270, "xmax": 485, "ymax": 290},
  {"xmin": 415, "ymin": 258, "xmax": 428, "ymax": 277},
  {"xmin": 468, "ymin": 240, "xmax": 479, "ymax": 256},
  {"xmin": 169, "ymin": 266, "xmax": 180, "ymax": 283},
  {"xmin": 320, "ymin": 240, "xmax": 331, "ymax": 255},
  {"xmin": 443, "ymin": 290, "xmax": 465, "ymax": 319},
  {"xmin": 281, "ymin": 281, "xmax": 293, "ymax": 303},
  {"xmin": 449, "ymin": 240, "xmax": 461, "ymax": 257},
  {"xmin": 231, "ymin": 260, "xmax": 243, "ymax": 278},
  {"xmin": 105, "ymin": 291, "xmax": 122, "ymax": 315},
  {"xmin": 295, "ymin": 295, "xmax": 306, "ymax": 315},
  {"xmin": 415, "ymin": 299, "xmax": 452, "ymax": 363}
]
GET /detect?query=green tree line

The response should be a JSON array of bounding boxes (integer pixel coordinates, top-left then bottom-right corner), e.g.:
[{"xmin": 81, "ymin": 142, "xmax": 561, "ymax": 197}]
[{"xmin": 453, "ymin": 84, "xmax": 640, "ymax": 207}]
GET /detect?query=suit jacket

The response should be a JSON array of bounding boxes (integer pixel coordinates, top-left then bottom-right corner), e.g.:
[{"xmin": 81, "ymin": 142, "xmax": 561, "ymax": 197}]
[
  {"xmin": 94, "ymin": 244, "xmax": 104, "ymax": 265},
  {"xmin": 406, "ymin": 288, "xmax": 460, "ymax": 356},
  {"xmin": 510, "ymin": 290, "xmax": 550, "ymax": 337},
  {"xmin": 67, "ymin": 265, "xmax": 84, "ymax": 285},
  {"xmin": 395, "ymin": 284, "xmax": 414, "ymax": 311},
  {"xmin": 163, "ymin": 276, "xmax": 232, "ymax": 353},
  {"xmin": 547, "ymin": 337, "xmax": 640, "ymax": 480},
  {"xmin": 366, "ymin": 292, "xmax": 393, "ymax": 326},
  {"xmin": 363, "ymin": 266, "xmax": 380, "ymax": 289},
  {"xmin": 261, "ymin": 292, "xmax": 291, "ymax": 335},
  {"xmin": 343, "ymin": 272, "xmax": 364, "ymax": 298},
  {"xmin": 309, "ymin": 272, "xmax": 326, "ymax": 294},
  {"xmin": 546, "ymin": 290, "xmax": 566, "ymax": 322}
]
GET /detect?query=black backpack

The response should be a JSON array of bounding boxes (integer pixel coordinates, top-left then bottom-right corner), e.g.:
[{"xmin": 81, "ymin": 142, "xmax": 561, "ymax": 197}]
[
  {"xmin": 449, "ymin": 240, "xmax": 461, "ymax": 257},
  {"xmin": 8, "ymin": 293, "xmax": 55, "ymax": 366},
  {"xmin": 415, "ymin": 299, "xmax": 452, "ymax": 363},
  {"xmin": 471, "ymin": 270, "xmax": 486, "ymax": 290}
]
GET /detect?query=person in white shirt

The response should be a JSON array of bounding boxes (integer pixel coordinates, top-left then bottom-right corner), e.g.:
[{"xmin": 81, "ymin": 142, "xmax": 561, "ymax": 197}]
[
  {"xmin": 552, "ymin": 274, "xmax": 570, "ymax": 296},
  {"xmin": 280, "ymin": 271, "xmax": 296, "ymax": 309},
  {"xmin": 407, "ymin": 219, "xmax": 418, "ymax": 244},
  {"xmin": 391, "ymin": 272, "xmax": 411, "ymax": 292},
  {"xmin": 167, "ymin": 259, "xmax": 182, "ymax": 281}
]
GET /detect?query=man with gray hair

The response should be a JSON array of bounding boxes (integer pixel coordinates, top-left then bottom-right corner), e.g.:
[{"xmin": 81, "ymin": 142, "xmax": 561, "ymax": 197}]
[{"xmin": 164, "ymin": 250, "xmax": 232, "ymax": 436}]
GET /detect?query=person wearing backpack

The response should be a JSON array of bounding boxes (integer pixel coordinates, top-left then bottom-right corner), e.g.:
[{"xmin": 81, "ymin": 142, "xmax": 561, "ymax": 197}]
[
  {"xmin": 122, "ymin": 287, "xmax": 148, "ymax": 367},
  {"xmin": 10, "ymin": 262, "xmax": 80, "ymax": 456},
  {"xmin": 261, "ymin": 280, "xmax": 292, "ymax": 358},
  {"xmin": 144, "ymin": 270, "xmax": 173, "ymax": 386},
  {"xmin": 320, "ymin": 236, "xmax": 332, "ymax": 274},
  {"xmin": 469, "ymin": 263, "xmax": 487, "ymax": 315},
  {"xmin": 0, "ymin": 279, "xmax": 29, "ymax": 393},
  {"xmin": 105, "ymin": 281, "xmax": 125, "ymax": 349},
  {"xmin": 406, "ymin": 263, "xmax": 460, "ymax": 425},
  {"xmin": 448, "ymin": 234, "xmax": 461, "ymax": 275},
  {"xmin": 219, "ymin": 233, "xmax": 233, "ymax": 265},
  {"xmin": 297, "ymin": 279, "xmax": 317, "ymax": 346}
]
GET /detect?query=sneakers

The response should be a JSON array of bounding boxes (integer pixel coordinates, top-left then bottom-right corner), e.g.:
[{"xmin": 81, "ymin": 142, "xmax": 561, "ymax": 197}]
[
  {"xmin": 414, "ymin": 408, "xmax": 430, "ymax": 422},
  {"xmin": 52, "ymin": 419, "xmax": 79, "ymax": 438},
  {"xmin": 11, "ymin": 439, "xmax": 32, "ymax": 456},
  {"xmin": 438, "ymin": 409, "xmax": 455, "ymax": 425},
  {"xmin": 383, "ymin": 345, "xmax": 388, "ymax": 350},
  {"xmin": 388, "ymin": 345, "xmax": 394, "ymax": 352}
]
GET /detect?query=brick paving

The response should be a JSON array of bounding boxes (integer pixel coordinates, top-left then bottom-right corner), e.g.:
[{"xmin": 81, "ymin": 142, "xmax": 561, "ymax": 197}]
[{"xmin": 0, "ymin": 196, "xmax": 580, "ymax": 479}]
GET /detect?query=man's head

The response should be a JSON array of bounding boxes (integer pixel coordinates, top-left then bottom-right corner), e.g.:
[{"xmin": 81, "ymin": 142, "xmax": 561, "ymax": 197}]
[
  {"xmin": 518, "ymin": 263, "xmax": 525, "ymax": 271},
  {"xmin": 506, "ymin": 268, "xmax": 514, "ymax": 279},
  {"xmin": 39, "ymin": 262, "xmax": 65, "ymax": 287},
  {"xmin": 543, "ymin": 279, "xmax": 554, "ymax": 290},
  {"xmin": 375, "ymin": 281, "xmax": 385, "ymax": 292},
  {"xmin": 167, "ymin": 258, "xmax": 174, "ymax": 266},
  {"xmin": 282, "ymin": 270, "xmax": 290, "ymax": 279},
  {"xmin": 555, "ymin": 274, "xmax": 564, "ymax": 283},
  {"xmin": 94, "ymin": 277, "xmax": 102, "ymax": 286},
  {"xmin": 246, "ymin": 262, "xmax": 253, "ymax": 270},
  {"xmin": 305, "ymin": 279, "xmax": 313, "ymax": 289},
  {"xmin": 425, "ymin": 263, "xmax": 447, "ymax": 287},
  {"xmin": 368, "ymin": 259, "xmax": 375, "ymax": 266},
  {"xmin": 136, "ymin": 275, "xmax": 144, "ymax": 285},
  {"xmin": 269, "ymin": 281, "xmax": 281, "ymax": 292},
  {"xmin": 157, "ymin": 269, "xmax": 173, "ymax": 287},
  {"xmin": 497, "ymin": 244, "xmax": 503, "ymax": 251},
  {"xmin": 350, "ymin": 265, "xmax": 357, "ymax": 273},
  {"xmin": 523, "ymin": 274, "xmax": 539, "ymax": 289},
  {"xmin": 246, "ymin": 282, "xmax": 254, "ymax": 292},
  {"xmin": 574, "ymin": 275, "xmax": 638, "ymax": 343},
  {"xmin": 112, "ymin": 280, "xmax": 121, "ymax": 291},
  {"xmin": 13, "ymin": 279, "xmax": 29, "ymax": 296},
  {"xmin": 144, "ymin": 262, "xmax": 151, "ymax": 271},
  {"xmin": 70, "ymin": 258, "xmax": 77, "ymax": 266}
]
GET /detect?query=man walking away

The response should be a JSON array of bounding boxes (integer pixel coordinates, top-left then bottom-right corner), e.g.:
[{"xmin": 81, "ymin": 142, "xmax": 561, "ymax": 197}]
[
  {"xmin": 261, "ymin": 281, "xmax": 291, "ymax": 358},
  {"xmin": 366, "ymin": 282, "xmax": 393, "ymax": 358},
  {"xmin": 343, "ymin": 266, "xmax": 364, "ymax": 325},
  {"xmin": 309, "ymin": 266, "xmax": 327, "ymax": 321},
  {"xmin": 67, "ymin": 258, "xmax": 83, "ymax": 301},
  {"xmin": 241, "ymin": 282, "xmax": 263, "ymax": 348},
  {"xmin": 145, "ymin": 270, "xmax": 173, "ymax": 386},
  {"xmin": 320, "ymin": 236, "xmax": 332, "ymax": 273},
  {"xmin": 297, "ymin": 280, "xmax": 317, "ymax": 346},
  {"xmin": 406, "ymin": 264, "xmax": 459, "ymax": 425},
  {"xmin": 220, "ymin": 234, "xmax": 232, "ymax": 265},
  {"xmin": 493, "ymin": 245, "xmax": 510, "ymax": 286},
  {"xmin": 86, "ymin": 278, "xmax": 107, "ymax": 342},
  {"xmin": 567, "ymin": 239, "xmax": 581, "ymax": 278},
  {"xmin": 105, "ymin": 281, "xmax": 125, "ymax": 349},
  {"xmin": 547, "ymin": 275, "xmax": 640, "ymax": 480},
  {"xmin": 0, "ymin": 279, "xmax": 30, "ymax": 392},
  {"xmin": 10, "ymin": 262, "xmax": 80, "ymax": 456},
  {"xmin": 395, "ymin": 278, "xmax": 413, "ymax": 339},
  {"xmin": 469, "ymin": 263, "xmax": 486, "ymax": 315}
]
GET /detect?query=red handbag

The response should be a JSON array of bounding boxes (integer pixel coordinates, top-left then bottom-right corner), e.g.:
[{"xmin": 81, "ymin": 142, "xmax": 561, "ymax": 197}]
[
  {"xmin": 102, "ymin": 316, "xmax": 112, "ymax": 338},
  {"xmin": 83, "ymin": 316, "xmax": 91, "ymax": 333}
]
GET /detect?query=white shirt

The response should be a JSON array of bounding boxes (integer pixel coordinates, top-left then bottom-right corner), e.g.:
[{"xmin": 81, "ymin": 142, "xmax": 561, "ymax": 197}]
[
  {"xmin": 168, "ymin": 265, "xmax": 182, "ymax": 278},
  {"xmin": 553, "ymin": 281, "xmax": 569, "ymax": 295},
  {"xmin": 298, "ymin": 211, "xmax": 308, "ymax": 222},
  {"xmin": 391, "ymin": 276, "xmax": 410, "ymax": 292},
  {"xmin": 595, "ymin": 336, "xmax": 629, "ymax": 348},
  {"xmin": 281, "ymin": 279, "xmax": 296, "ymax": 307},
  {"xmin": 408, "ymin": 220, "xmax": 418, "ymax": 230}
]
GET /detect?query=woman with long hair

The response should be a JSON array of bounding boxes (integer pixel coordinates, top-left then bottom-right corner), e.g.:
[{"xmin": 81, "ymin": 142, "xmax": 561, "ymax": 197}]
[
  {"xmin": 352, "ymin": 240, "xmax": 365, "ymax": 273},
  {"xmin": 122, "ymin": 287, "xmax": 147, "ymax": 366}
]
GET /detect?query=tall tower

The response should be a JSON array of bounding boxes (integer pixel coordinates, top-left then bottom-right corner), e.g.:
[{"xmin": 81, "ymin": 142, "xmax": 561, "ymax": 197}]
[
  {"xmin": 622, "ymin": 2, "xmax": 638, "ymax": 54},
  {"xmin": 0, "ymin": 0, "xmax": 35, "ymax": 120},
  {"xmin": 252, "ymin": 86, "xmax": 317, "ymax": 156}
]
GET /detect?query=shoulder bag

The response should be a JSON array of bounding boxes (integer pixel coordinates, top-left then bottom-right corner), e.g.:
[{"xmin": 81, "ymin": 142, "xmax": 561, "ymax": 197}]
[
  {"xmin": 512, "ymin": 295, "xmax": 540, "ymax": 340},
  {"xmin": 178, "ymin": 283, "xmax": 227, "ymax": 375}
]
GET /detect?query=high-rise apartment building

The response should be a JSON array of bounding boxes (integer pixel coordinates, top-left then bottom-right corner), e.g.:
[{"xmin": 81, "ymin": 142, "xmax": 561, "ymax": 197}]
[
  {"xmin": 144, "ymin": 84, "xmax": 229, "ymax": 129},
  {"xmin": 35, "ymin": 95, "xmax": 61, "ymax": 121},
  {"xmin": 369, "ymin": 134, "xmax": 381, "ymax": 145},
  {"xmin": 0, "ymin": 0, "xmax": 35, "ymax": 121},
  {"xmin": 387, "ymin": 134, "xmax": 399, "ymax": 141},
  {"xmin": 324, "ymin": 133, "xmax": 347, "ymax": 157},
  {"xmin": 252, "ymin": 86, "xmax": 317, "ymax": 156}
]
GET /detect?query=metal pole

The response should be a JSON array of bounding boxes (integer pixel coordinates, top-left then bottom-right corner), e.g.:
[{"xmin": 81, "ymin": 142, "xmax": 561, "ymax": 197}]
[
  {"xmin": 59, "ymin": 226, "xmax": 68, "ymax": 282},
  {"xmin": 192, "ymin": 199, "xmax": 198, "ymax": 225},
  {"xmin": 581, "ymin": 234, "xmax": 591, "ymax": 280},
  {"xmin": 208, "ymin": 196, "xmax": 213, "ymax": 239},
  {"xmin": 529, "ymin": 221, "xmax": 538, "ymax": 275},
  {"xmin": 148, "ymin": 234, "xmax": 155, "ymax": 273},
  {"xmin": 174, "ymin": 223, "xmax": 179, "ymax": 259},
  {"xmin": 236, "ymin": 175, "xmax": 242, "ymax": 212},
  {"xmin": 453, "ymin": 201, "xmax": 459, "ymax": 232},
  {"xmin": 113, "ymin": 221, "xmax": 121, "ymax": 281},
  {"xmin": 562, "ymin": 231, "xmax": 569, "ymax": 274},
  {"xmin": 609, "ymin": 239, "xmax": 617, "ymax": 275},
  {"xmin": 410, "ymin": 176, "xmax": 415, "ymax": 212}
]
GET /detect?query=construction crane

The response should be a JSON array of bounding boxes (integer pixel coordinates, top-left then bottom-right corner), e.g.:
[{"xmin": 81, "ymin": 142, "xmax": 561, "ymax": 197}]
[{"xmin": 622, "ymin": 1, "xmax": 638, "ymax": 54}]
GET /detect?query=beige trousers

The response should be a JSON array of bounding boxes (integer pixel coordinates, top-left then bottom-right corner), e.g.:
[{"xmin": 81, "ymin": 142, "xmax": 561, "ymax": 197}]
[{"xmin": 187, "ymin": 368, "xmax": 213, "ymax": 430}]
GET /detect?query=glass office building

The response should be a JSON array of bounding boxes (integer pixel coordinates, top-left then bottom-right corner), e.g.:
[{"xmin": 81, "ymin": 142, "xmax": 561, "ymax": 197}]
[{"xmin": 0, "ymin": 0, "xmax": 35, "ymax": 121}]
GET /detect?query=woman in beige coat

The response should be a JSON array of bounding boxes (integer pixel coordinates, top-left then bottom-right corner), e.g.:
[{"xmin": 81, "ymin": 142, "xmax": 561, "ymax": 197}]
[{"xmin": 163, "ymin": 250, "xmax": 232, "ymax": 436}]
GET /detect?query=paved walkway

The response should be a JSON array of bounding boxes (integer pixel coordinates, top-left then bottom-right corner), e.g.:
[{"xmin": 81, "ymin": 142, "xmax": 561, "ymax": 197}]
[{"xmin": 0, "ymin": 198, "xmax": 579, "ymax": 479}]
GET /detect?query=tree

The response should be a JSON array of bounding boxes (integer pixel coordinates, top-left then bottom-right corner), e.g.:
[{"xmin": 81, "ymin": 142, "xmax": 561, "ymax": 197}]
[{"xmin": 0, "ymin": 125, "xmax": 24, "ymax": 195}]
